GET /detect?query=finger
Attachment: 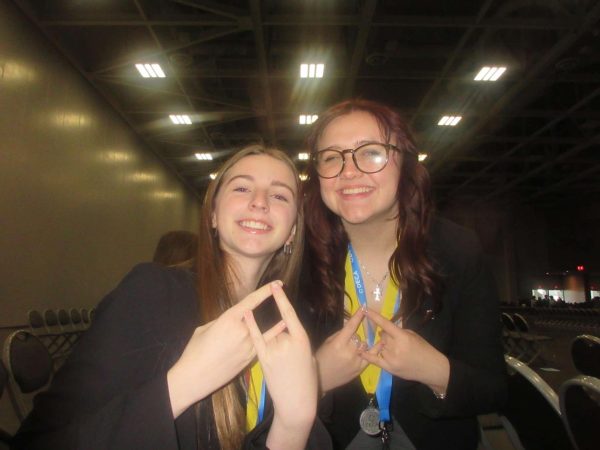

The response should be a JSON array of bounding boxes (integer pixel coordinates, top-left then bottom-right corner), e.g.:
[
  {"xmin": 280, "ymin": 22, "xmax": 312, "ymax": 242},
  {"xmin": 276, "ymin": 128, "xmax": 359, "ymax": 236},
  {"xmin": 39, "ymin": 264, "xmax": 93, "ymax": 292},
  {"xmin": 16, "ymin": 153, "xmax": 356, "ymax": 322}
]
[
  {"xmin": 367, "ymin": 341, "xmax": 385, "ymax": 355},
  {"xmin": 232, "ymin": 281, "xmax": 282, "ymax": 316},
  {"xmin": 338, "ymin": 308, "xmax": 366, "ymax": 342},
  {"xmin": 262, "ymin": 319, "xmax": 287, "ymax": 342},
  {"xmin": 361, "ymin": 346, "xmax": 392, "ymax": 372},
  {"xmin": 365, "ymin": 308, "xmax": 399, "ymax": 335},
  {"xmin": 243, "ymin": 310, "xmax": 267, "ymax": 357},
  {"xmin": 379, "ymin": 331, "xmax": 390, "ymax": 346},
  {"xmin": 270, "ymin": 283, "xmax": 303, "ymax": 335}
]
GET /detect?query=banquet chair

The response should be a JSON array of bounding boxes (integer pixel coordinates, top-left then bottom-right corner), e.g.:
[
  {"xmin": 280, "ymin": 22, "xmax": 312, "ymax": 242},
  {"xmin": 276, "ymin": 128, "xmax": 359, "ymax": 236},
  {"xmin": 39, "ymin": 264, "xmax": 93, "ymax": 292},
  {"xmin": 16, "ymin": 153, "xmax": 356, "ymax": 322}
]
[
  {"xmin": 559, "ymin": 375, "xmax": 600, "ymax": 450},
  {"xmin": 2, "ymin": 330, "xmax": 53, "ymax": 421},
  {"xmin": 511, "ymin": 313, "xmax": 551, "ymax": 365},
  {"xmin": 571, "ymin": 334, "xmax": 600, "ymax": 378},
  {"xmin": 500, "ymin": 355, "xmax": 573, "ymax": 450},
  {"xmin": 501, "ymin": 313, "xmax": 524, "ymax": 358}
]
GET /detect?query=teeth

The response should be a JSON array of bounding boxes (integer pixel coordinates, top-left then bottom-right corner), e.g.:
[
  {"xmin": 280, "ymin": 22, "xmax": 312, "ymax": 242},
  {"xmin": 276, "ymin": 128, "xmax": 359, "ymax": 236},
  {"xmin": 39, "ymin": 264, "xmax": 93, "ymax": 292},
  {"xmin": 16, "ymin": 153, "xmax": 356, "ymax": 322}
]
[
  {"xmin": 342, "ymin": 187, "xmax": 372, "ymax": 195},
  {"xmin": 239, "ymin": 220, "xmax": 270, "ymax": 230}
]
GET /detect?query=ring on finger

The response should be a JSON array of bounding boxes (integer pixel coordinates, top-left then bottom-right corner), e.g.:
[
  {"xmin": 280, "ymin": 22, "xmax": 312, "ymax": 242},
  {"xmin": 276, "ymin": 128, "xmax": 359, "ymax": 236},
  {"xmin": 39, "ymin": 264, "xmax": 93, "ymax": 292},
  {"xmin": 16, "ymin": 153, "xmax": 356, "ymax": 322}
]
[{"xmin": 351, "ymin": 333, "xmax": 362, "ymax": 347}]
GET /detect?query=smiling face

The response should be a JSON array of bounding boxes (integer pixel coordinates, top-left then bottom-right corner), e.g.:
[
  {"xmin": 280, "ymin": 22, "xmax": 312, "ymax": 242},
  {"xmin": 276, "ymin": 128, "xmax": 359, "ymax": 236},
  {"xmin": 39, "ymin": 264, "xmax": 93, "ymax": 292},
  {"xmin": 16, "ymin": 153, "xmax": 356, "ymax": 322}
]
[
  {"xmin": 212, "ymin": 154, "xmax": 298, "ymax": 266},
  {"xmin": 317, "ymin": 110, "xmax": 402, "ymax": 226}
]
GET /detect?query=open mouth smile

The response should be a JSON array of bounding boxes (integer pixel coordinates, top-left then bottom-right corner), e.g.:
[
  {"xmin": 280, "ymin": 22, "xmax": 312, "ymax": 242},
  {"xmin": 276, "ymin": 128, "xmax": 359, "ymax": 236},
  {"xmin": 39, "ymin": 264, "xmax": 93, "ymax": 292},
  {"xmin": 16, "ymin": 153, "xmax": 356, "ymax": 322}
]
[
  {"xmin": 339, "ymin": 186, "xmax": 374, "ymax": 196},
  {"xmin": 238, "ymin": 220, "xmax": 272, "ymax": 232}
]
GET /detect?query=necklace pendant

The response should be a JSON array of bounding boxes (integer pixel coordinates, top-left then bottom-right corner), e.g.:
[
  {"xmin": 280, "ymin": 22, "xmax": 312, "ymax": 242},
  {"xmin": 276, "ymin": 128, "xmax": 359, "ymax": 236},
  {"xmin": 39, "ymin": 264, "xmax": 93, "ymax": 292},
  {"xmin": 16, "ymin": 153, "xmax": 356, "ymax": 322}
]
[{"xmin": 373, "ymin": 285, "xmax": 382, "ymax": 302}]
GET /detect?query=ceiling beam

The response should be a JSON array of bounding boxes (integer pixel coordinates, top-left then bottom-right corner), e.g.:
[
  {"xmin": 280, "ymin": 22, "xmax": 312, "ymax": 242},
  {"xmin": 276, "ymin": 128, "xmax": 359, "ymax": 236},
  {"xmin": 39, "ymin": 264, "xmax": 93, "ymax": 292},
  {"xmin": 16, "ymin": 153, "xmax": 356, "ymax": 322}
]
[
  {"xmin": 93, "ymin": 26, "xmax": 243, "ymax": 74},
  {"xmin": 429, "ymin": 1, "xmax": 600, "ymax": 175},
  {"xmin": 446, "ymin": 84, "xmax": 600, "ymax": 195},
  {"xmin": 249, "ymin": 0, "xmax": 276, "ymax": 145},
  {"xmin": 39, "ymin": 15, "xmax": 576, "ymax": 30},
  {"xmin": 481, "ymin": 132, "xmax": 600, "ymax": 201},
  {"xmin": 524, "ymin": 163, "xmax": 600, "ymax": 202},
  {"xmin": 343, "ymin": 0, "xmax": 377, "ymax": 97},
  {"xmin": 410, "ymin": 0, "xmax": 496, "ymax": 127},
  {"xmin": 168, "ymin": 0, "xmax": 245, "ymax": 20},
  {"xmin": 94, "ymin": 77, "xmax": 252, "ymax": 110}
]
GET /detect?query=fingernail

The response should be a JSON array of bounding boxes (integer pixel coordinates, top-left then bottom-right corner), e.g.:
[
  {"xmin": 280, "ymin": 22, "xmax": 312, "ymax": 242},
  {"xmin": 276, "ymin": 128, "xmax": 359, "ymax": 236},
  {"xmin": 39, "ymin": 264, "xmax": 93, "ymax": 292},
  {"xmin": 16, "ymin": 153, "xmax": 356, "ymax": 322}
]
[
  {"xmin": 361, "ymin": 305, "xmax": 367, "ymax": 313},
  {"xmin": 271, "ymin": 280, "xmax": 283, "ymax": 289}
]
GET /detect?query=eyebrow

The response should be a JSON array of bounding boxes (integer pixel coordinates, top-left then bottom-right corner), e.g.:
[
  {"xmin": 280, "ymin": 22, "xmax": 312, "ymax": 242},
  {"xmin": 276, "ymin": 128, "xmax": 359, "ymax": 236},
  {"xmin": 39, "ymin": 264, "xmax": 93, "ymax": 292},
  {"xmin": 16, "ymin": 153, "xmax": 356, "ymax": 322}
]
[
  {"xmin": 225, "ymin": 174, "xmax": 296, "ymax": 197},
  {"xmin": 323, "ymin": 139, "xmax": 382, "ymax": 150}
]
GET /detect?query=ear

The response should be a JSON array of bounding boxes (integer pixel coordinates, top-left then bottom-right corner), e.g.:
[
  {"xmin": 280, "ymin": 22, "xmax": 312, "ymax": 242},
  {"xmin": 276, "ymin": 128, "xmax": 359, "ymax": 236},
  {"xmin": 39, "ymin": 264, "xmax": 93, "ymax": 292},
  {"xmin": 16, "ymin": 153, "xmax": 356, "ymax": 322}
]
[{"xmin": 285, "ymin": 224, "xmax": 297, "ymax": 245}]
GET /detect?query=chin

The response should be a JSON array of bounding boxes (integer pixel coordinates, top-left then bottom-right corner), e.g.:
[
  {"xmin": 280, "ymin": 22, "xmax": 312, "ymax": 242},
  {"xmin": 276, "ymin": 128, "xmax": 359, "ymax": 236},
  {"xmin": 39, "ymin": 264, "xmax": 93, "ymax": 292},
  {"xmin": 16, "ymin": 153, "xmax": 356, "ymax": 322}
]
[{"xmin": 340, "ymin": 211, "xmax": 373, "ymax": 225}]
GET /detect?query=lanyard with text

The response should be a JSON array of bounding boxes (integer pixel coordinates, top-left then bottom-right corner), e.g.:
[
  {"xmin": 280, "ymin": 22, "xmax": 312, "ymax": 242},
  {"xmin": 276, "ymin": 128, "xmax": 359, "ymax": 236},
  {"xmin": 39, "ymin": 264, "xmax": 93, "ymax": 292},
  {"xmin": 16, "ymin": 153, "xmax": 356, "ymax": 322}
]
[
  {"xmin": 245, "ymin": 361, "xmax": 266, "ymax": 431},
  {"xmin": 347, "ymin": 244, "xmax": 400, "ymax": 423}
]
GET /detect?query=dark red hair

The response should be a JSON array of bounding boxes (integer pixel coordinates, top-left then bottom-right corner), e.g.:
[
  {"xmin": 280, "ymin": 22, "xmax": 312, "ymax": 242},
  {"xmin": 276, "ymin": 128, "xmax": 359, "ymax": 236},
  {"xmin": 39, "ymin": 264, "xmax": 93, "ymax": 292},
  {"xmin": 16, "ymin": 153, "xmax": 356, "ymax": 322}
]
[{"xmin": 304, "ymin": 99, "xmax": 442, "ymax": 322}]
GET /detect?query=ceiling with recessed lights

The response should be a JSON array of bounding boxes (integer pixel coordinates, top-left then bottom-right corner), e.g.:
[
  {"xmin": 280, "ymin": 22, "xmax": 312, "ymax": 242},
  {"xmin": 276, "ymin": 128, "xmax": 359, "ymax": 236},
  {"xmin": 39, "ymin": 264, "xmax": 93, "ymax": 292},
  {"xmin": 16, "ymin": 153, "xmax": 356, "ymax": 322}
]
[{"xmin": 11, "ymin": 0, "xmax": 600, "ymax": 208}]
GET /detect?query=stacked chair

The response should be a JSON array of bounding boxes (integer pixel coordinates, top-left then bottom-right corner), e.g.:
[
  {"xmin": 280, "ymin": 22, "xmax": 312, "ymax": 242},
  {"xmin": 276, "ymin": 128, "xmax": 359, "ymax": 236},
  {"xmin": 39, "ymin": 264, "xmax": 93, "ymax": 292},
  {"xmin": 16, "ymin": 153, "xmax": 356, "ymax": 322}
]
[
  {"xmin": 1, "ymin": 330, "xmax": 53, "ymax": 421},
  {"xmin": 1, "ymin": 308, "xmax": 95, "ymax": 426},
  {"xmin": 499, "ymin": 355, "xmax": 573, "ymax": 450},
  {"xmin": 559, "ymin": 335, "xmax": 600, "ymax": 450},
  {"xmin": 26, "ymin": 308, "xmax": 94, "ymax": 371},
  {"xmin": 500, "ymin": 312, "xmax": 551, "ymax": 365}
]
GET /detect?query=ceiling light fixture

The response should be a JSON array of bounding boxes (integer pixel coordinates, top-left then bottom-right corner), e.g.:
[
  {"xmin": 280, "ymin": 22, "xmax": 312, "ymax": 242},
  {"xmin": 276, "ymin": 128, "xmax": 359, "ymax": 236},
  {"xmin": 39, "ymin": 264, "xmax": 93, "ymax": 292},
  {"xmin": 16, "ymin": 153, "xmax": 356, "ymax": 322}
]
[
  {"xmin": 474, "ymin": 66, "xmax": 506, "ymax": 81},
  {"xmin": 299, "ymin": 174, "xmax": 308, "ymax": 181},
  {"xmin": 135, "ymin": 63, "xmax": 166, "ymax": 78},
  {"xmin": 418, "ymin": 154, "xmax": 428, "ymax": 162},
  {"xmin": 169, "ymin": 114, "xmax": 192, "ymax": 125},
  {"xmin": 297, "ymin": 152, "xmax": 309, "ymax": 160},
  {"xmin": 209, "ymin": 173, "xmax": 217, "ymax": 180},
  {"xmin": 194, "ymin": 153, "xmax": 212, "ymax": 161},
  {"xmin": 438, "ymin": 115, "xmax": 462, "ymax": 126},
  {"xmin": 300, "ymin": 63, "xmax": 325, "ymax": 78},
  {"xmin": 299, "ymin": 114, "xmax": 318, "ymax": 125}
]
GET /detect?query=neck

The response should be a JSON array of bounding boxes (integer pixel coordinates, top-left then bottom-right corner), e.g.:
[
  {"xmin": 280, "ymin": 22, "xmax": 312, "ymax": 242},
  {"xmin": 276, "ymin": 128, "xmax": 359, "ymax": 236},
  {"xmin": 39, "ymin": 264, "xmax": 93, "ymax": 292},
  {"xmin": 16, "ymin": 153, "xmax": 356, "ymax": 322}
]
[
  {"xmin": 344, "ymin": 217, "xmax": 398, "ymax": 261},
  {"xmin": 227, "ymin": 256, "xmax": 272, "ymax": 301}
]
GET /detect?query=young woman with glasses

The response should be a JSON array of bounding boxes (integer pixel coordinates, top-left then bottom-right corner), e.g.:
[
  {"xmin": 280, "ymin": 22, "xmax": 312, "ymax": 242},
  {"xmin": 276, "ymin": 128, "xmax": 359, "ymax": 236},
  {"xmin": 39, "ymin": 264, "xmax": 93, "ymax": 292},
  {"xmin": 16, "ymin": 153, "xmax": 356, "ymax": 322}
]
[{"xmin": 300, "ymin": 99, "xmax": 506, "ymax": 449}]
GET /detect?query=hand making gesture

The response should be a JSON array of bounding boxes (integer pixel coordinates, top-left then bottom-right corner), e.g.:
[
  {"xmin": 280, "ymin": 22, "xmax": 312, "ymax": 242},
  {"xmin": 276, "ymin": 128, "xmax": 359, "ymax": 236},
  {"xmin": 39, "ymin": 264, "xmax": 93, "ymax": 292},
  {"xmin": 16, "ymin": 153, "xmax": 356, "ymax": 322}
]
[
  {"xmin": 360, "ymin": 309, "xmax": 450, "ymax": 397},
  {"xmin": 314, "ymin": 308, "xmax": 383, "ymax": 393},
  {"xmin": 168, "ymin": 282, "xmax": 287, "ymax": 418},
  {"xmin": 244, "ymin": 281, "xmax": 317, "ymax": 450}
]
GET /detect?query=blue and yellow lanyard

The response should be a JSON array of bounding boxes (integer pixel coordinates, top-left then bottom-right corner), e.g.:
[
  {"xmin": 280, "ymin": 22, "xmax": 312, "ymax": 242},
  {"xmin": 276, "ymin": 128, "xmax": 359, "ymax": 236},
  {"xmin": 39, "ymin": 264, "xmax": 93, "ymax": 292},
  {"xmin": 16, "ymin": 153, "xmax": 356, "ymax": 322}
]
[{"xmin": 346, "ymin": 244, "xmax": 400, "ymax": 423}]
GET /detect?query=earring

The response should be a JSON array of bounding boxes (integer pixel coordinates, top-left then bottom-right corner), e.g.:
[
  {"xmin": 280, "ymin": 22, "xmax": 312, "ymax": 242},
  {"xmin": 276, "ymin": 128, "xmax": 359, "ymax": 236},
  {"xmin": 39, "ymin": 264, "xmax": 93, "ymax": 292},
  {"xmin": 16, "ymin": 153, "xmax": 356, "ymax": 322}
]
[{"xmin": 283, "ymin": 242, "xmax": 293, "ymax": 255}]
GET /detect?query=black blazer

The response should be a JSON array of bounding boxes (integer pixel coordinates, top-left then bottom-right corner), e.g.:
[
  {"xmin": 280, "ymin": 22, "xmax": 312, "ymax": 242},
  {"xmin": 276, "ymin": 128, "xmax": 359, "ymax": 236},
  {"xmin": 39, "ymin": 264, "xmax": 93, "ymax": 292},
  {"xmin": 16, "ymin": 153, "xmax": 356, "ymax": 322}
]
[
  {"xmin": 12, "ymin": 263, "xmax": 331, "ymax": 450},
  {"xmin": 298, "ymin": 218, "xmax": 507, "ymax": 450}
]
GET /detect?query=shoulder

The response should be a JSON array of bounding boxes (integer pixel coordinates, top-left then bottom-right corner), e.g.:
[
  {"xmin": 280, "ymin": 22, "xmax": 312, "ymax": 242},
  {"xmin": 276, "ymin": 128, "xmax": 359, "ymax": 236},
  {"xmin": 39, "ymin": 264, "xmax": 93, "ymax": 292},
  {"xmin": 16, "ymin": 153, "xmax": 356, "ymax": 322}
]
[
  {"xmin": 116, "ymin": 262, "xmax": 196, "ymax": 296},
  {"xmin": 95, "ymin": 263, "xmax": 197, "ymax": 324},
  {"xmin": 429, "ymin": 216, "xmax": 482, "ymax": 259},
  {"xmin": 428, "ymin": 216, "xmax": 485, "ymax": 280}
]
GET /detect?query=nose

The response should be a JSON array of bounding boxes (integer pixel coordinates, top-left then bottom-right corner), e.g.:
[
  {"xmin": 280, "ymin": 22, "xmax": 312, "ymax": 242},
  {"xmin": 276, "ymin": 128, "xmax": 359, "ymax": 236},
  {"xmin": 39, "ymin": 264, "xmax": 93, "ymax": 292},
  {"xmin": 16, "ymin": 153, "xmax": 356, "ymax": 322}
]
[
  {"xmin": 339, "ymin": 152, "xmax": 361, "ymax": 179},
  {"xmin": 249, "ymin": 190, "xmax": 269, "ymax": 212}
]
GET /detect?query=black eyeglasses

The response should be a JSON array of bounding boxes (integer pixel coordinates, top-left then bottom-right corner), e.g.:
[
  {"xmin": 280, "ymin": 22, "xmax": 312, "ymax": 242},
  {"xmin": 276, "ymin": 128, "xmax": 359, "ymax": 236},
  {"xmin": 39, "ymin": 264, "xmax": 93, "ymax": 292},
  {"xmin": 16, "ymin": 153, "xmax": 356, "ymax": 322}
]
[{"xmin": 312, "ymin": 142, "xmax": 401, "ymax": 179}]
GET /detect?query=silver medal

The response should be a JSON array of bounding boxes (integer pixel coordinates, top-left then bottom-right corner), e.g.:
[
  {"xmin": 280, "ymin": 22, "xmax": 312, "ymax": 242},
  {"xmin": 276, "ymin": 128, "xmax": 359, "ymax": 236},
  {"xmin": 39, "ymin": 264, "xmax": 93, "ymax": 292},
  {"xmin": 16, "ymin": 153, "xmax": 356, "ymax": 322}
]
[{"xmin": 359, "ymin": 405, "xmax": 381, "ymax": 436}]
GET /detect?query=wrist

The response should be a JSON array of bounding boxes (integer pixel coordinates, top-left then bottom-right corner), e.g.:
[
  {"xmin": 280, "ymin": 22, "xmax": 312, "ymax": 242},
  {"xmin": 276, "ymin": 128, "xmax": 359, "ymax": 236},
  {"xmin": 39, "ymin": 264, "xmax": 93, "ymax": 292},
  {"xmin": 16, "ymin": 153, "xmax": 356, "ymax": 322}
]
[
  {"xmin": 167, "ymin": 364, "xmax": 213, "ymax": 418},
  {"xmin": 267, "ymin": 412, "xmax": 313, "ymax": 450}
]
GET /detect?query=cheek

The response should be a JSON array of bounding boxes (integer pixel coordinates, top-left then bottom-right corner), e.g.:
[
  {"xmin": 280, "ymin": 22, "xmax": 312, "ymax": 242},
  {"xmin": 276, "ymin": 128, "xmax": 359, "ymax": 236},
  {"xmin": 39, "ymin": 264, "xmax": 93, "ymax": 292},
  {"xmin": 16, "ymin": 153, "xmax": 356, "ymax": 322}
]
[{"xmin": 319, "ymin": 179, "xmax": 336, "ymax": 201}]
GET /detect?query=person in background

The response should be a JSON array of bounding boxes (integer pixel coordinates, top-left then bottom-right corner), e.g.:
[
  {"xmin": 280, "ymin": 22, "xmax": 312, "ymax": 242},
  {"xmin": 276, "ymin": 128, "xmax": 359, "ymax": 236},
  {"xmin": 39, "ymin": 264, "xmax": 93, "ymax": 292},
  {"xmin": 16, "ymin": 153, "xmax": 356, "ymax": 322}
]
[
  {"xmin": 299, "ymin": 99, "xmax": 506, "ymax": 449},
  {"xmin": 152, "ymin": 230, "xmax": 198, "ymax": 269},
  {"xmin": 13, "ymin": 145, "xmax": 329, "ymax": 450}
]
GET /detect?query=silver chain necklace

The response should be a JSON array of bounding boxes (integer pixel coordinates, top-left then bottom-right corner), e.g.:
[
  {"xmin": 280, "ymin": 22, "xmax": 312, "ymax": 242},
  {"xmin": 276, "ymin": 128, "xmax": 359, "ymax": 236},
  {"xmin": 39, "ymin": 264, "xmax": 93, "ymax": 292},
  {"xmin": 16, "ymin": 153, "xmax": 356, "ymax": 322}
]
[{"xmin": 360, "ymin": 263, "xmax": 389, "ymax": 302}]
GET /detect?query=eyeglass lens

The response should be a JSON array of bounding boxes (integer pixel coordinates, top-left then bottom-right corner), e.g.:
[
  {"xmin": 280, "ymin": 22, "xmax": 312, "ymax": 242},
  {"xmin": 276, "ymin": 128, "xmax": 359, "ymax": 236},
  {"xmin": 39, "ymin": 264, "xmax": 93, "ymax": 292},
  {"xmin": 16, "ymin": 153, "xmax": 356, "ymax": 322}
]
[{"xmin": 315, "ymin": 143, "xmax": 389, "ymax": 178}]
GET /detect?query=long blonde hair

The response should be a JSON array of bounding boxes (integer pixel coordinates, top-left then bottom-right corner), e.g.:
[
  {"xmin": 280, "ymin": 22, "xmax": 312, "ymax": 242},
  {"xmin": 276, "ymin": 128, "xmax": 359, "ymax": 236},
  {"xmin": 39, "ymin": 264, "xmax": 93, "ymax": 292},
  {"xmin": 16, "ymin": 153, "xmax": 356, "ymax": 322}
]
[{"xmin": 195, "ymin": 145, "xmax": 305, "ymax": 449}]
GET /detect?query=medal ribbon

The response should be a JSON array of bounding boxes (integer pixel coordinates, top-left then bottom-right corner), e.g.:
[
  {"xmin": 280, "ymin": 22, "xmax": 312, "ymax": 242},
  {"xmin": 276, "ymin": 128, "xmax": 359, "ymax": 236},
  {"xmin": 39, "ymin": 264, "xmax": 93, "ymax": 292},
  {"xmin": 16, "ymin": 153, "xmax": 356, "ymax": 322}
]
[
  {"xmin": 245, "ymin": 361, "xmax": 266, "ymax": 431},
  {"xmin": 346, "ymin": 244, "xmax": 400, "ymax": 423}
]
